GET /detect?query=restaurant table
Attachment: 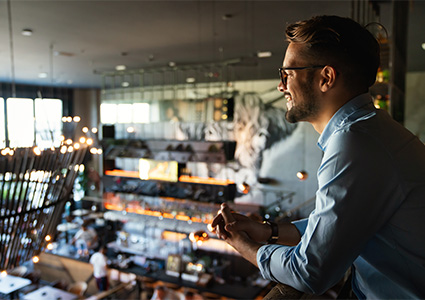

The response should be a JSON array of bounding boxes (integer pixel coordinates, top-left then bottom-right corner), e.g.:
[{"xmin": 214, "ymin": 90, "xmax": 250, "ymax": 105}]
[
  {"xmin": 0, "ymin": 274, "xmax": 32, "ymax": 299},
  {"xmin": 72, "ymin": 209, "xmax": 90, "ymax": 217},
  {"xmin": 57, "ymin": 222, "xmax": 80, "ymax": 242},
  {"xmin": 23, "ymin": 286, "xmax": 78, "ymax": 300}
]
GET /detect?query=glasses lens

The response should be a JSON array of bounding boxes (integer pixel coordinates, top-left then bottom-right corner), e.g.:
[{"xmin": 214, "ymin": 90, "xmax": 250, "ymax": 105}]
[{"xmin": 279, "ymin": 68, "xmax": 286, "ymax": 87}]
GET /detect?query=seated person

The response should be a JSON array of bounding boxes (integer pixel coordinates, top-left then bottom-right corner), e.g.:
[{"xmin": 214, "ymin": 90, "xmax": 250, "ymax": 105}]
[
  {"xmin": 71, "ymin": 220, "xmax": 99, "ymax": 255},
  {"xmin": 150, "ymin": 285, "xmax": 181, "ymax": 300}
]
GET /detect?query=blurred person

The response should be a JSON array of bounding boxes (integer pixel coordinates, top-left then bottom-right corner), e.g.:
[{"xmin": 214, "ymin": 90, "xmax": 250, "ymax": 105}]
[
  {"xmin": 71, "ymin": 220, "xmax": 99, "ymax": 255},
  {"xmin": 89, "ymin": 245, "xmax": 109, "ymax": 291},
  {"xmin": 150, "ymin": 285, "xmax": 180, "ymax": 300},
  {"xmin": 212, "ymin": 15, "xmax": 425, "ymax": 299}
]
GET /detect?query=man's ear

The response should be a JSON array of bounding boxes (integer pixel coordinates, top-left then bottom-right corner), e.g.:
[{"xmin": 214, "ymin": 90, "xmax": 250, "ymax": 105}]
[{"xmin": 319, "ymin": 66, "xmax": 337, "ymax": 92}]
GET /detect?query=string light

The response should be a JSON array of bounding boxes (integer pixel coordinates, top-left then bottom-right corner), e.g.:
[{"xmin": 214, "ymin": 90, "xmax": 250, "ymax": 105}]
[{"xmin": 33, "ymin": 147, "xmax": 42, "ymax": 156}]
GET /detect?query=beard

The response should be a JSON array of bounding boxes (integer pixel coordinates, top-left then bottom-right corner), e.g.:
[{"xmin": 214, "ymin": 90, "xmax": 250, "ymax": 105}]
[{"xmin": 285, "ymin": 72, "xmax": 319, "ymax": 123}]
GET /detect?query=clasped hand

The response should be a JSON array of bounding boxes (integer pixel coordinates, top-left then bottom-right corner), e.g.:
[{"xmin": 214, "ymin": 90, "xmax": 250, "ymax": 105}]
[{"xmin": 210, "ymin": 203, "xmax": 270, "ymax": 244}]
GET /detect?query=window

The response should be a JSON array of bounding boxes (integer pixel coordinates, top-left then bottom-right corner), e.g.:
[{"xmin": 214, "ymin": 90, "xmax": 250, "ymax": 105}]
[
  {"xmin": 7, "ymin": 98, "xmax": 35, "ymax": 147},
  {"xmin": 101, "ymin": 102, "xmax": 150, "ymax": 124},
  {"xmin": 35, "ymin": 98, "xmax": 63, "ymax": 148},
  {"xmin": 0, "ymin": 99, "xmax": 5, "ymax": 148},
  {"xmin": 1, "ymin": 97, "xmax": 63, "ymax": 148}
]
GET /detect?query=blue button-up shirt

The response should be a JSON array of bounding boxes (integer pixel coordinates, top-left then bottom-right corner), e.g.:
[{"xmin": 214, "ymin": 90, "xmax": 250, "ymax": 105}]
[{"xmin": 257, "ymin": 93, "xmax": 425, "ymax": 298}]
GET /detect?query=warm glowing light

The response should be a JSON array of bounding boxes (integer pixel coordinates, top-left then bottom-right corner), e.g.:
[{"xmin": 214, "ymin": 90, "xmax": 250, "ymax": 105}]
[
  {"xmin": 86, "ymin": 138, "xmax": 93, "ymax": 145},
  {"xmin": 74, "ymin": 143, "xmax": 80, "ymax": 149},
  {"xmin": 91, "ymin": 128, "xmax": 98, "ymax": 134},
  {"xmin": 67, "ymin": 146, "xmax": 74, "ymax": 152},
  {"xmin": 79, "ymin": 137, "xmax": 86, "ymax": 143},
  {"xmin": 296, "ymin": 170, "xmax": 308, "ymax": 181},
  {"xmin": 237, "ymin": 182, "xmax": 250, "ymax": 194},
  {"xmin": 90, "ymin": 148, "xmax": 97, "ymax": 154},
  {"xmin": 79, "ymin": 164, "xmax": 85, "ymax": 173},
  {"xmin": 82, "ymin": 127, "xmax": 89, "ymax": 133},
  {"xmin": 32, "ymin": 256, "xmax": 40, "ymax": 263},
  {"xmin": 60, "ymin": 135, "xmax": 65, "ymax": 141},
  {"xmin": 1, "ymin": 270, "xmax": 7, "ymax": 277},
  {"xmin": 60, "ymin": 146, "xmax": 67, "ymax": 154},
  {"xmin": 45, "ymin": 235, "xmax": 51, "ymax": 242},
  {"xmin": 61, "ymin": 116, "xmax": 67, "ymax": 122},
  {"xmin": 127, "ymin": 127, "xmax": 135, "ymax": 133},
  {"xmin": 97, "ymin": 148, "xmax": 103, "ymax": 155},
  {"xmin": 66, "ymin": 116, "xmax": 72, "ymax": 123},
  {"xmin": 1, "ymin": 148, "xmax": 10, "ymax": 156},
  {"xmin": 33, "ymin": 147, "xmax": 42, "ymax": 156},
  {"xmin": 73, "ymin": 116, "xmax": 81, "ymax": 122},
  {"xmin": 46, "ymin": 243, "xmax": 54, "ymax": 250},
  {"xmin": 65, "ymin": 139, "xmax": 73, "ymax": 145}
]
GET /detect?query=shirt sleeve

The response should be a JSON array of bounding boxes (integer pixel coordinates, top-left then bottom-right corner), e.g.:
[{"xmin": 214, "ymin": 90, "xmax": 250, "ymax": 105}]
[{"xmin": 256, "ymin": 128, "xmax": 403, "ymax": 294}]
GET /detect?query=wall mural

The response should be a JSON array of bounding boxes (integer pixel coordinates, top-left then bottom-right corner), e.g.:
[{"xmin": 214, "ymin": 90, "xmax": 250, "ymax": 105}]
[
  {"xmin": 111, "ymin": 90, "xmax": 316, "ymax": 212},
  {"xmin": 174, "ymin": 92, "xmax": 297, "ymax": 204}
]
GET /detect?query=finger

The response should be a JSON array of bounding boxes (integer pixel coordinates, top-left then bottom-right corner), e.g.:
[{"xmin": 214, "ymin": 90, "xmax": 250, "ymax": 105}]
[
  {"xmin": 220, "ymin": 203, "xmax": 236, "ymax": 224},
  {"xmin": 215, "ymin": 221, "xmax": 228, "ymax": 239},
  {"xmin": 211, "ymin": 212, "xmax": 224, "ymax": 228}
]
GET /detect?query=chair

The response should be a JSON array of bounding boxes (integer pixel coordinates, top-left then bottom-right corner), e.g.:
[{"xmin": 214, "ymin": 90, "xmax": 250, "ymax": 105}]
[
  {"xmin": 67, "ymin": 281, "xmax": 88, "ymax": 297},
  {"xmin": 8, "ymin": 266, "xmax": 28, "ymax": 277},
  {"xmin": 52, "ymin": 279, "xmax": 69, "ymax": 290}
]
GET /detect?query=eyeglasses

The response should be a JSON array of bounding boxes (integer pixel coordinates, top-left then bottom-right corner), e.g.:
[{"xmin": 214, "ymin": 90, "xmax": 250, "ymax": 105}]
[{"xmin": 278, "ymin": 65, "xmax": 326, "ymax": 89}]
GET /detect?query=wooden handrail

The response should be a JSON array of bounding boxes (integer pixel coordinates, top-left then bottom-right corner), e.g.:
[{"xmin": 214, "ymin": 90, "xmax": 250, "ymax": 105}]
[{"xmin": 84, "ymin": 282, "xmax": 133, "ymax": 300}]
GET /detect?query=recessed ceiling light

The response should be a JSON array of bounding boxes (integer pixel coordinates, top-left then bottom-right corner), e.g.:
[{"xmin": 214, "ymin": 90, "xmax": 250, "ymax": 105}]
[
  {"xmin": 257, "ymin": 51, "xmax": 272, "ymax": 58},
  {"xmin": 115, "ymin": 65, "xmax": 126, "ymax": 71},
  {"xmin": 21, "ymin": 29, "xmax": 33, "ymax": 36},
  {"xmin": 186, "ymin": 77, "xmax": 196, "ymax": 83},
  {"xmin": 121, "ymin": 81, "xmax": 130, "ymax": 87},
  {"xmin": 168, "ymin": 61, "xmax": 176, "ymax": 67},
  {"xmin": 422, "ymin": 43, "xmax": 425, "ymax": 51},
  {"xmin": 38, "ymin": 72, "xmax": 48, "ymax": 78}
]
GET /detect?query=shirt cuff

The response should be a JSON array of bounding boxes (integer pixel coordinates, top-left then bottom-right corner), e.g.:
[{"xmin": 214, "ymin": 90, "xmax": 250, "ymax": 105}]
[
  {"xmin": 257, "ymin": 244, "xmax": 285, "ymax": 281},
  {"xmin": 292, "ymin": 218, "xmax": 308, "ymax": 236}
]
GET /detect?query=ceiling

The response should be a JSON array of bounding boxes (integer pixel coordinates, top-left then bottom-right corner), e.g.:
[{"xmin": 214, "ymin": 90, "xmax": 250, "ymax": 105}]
[{"xmin": 0, "ymin": 0, "xmax": 424, "ymax": 89}]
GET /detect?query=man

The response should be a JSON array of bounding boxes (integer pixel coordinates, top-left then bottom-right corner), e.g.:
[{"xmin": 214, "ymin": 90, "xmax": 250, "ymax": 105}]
[
  {"xmin": 212, "ymin": 15, "xmax": 425, "ymax": 298},
  {"xmin": 71, "ymin": 220, "xmax": 99, "ymax": 256},
  {"xmin": 89, "ymin": 245, "xmax": 109, "ymax": 291}
]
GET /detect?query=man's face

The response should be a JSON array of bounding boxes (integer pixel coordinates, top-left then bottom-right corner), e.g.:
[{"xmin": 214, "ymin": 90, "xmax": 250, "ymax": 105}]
[{"xmin": 280, "ymin": 43, "xmax": 321, "ymax": 123}]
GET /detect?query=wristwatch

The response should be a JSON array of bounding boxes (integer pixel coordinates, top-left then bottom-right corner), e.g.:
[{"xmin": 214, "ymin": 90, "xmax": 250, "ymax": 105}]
[{"xmin": 263, "ymin": 220, "xmax": 279, "ymax": 244}]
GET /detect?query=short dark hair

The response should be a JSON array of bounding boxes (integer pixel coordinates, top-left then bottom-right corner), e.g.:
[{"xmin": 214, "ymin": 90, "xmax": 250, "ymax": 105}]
[{"xmin": 285, "ymin": 15, "xmax": 380, "ymax": 91}]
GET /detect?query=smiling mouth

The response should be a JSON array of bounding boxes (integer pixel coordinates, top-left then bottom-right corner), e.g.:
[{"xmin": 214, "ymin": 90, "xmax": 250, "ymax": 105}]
[{"xmin": 284, "ymin": 92, "xmax": 293, "ymax": 109}]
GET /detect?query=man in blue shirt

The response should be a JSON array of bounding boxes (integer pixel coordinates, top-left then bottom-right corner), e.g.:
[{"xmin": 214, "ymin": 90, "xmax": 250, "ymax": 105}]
[{"xmin": 211, "ymin": 15, "xmax": 425, "ymax": 298}]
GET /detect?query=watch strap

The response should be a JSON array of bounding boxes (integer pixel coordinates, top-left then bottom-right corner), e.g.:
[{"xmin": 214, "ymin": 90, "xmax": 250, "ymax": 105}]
[{"xmin": 263, "ymin": 220, "xmax": 278, "ymax": 244}]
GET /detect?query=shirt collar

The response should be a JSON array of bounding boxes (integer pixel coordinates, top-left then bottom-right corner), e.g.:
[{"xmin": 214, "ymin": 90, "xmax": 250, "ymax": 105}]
[{"xmin": 317, "ymin": 93, "xmax": 375, "ymax": 151}]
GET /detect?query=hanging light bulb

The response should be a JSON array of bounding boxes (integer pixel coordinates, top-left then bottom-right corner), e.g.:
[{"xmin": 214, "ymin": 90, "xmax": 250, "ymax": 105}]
[
  {"xmin": 32, "ymin": 256, "xmax": 40, "ymax": 263},
  {"xmin": 296, "ymin": 170, "xmax": 308, "ymax": 181}
]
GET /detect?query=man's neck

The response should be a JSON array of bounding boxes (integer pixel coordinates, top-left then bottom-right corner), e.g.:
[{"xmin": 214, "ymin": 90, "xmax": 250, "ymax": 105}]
[{"xmin": 311, "ymin": 91, "xmax": 365, "ymax": 134}]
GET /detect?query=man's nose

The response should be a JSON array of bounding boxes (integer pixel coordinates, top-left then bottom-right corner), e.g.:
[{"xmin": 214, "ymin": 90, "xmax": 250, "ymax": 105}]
[{"xmin": 277, "ymin": 81, "xmax": 285, "ymax": 92}]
